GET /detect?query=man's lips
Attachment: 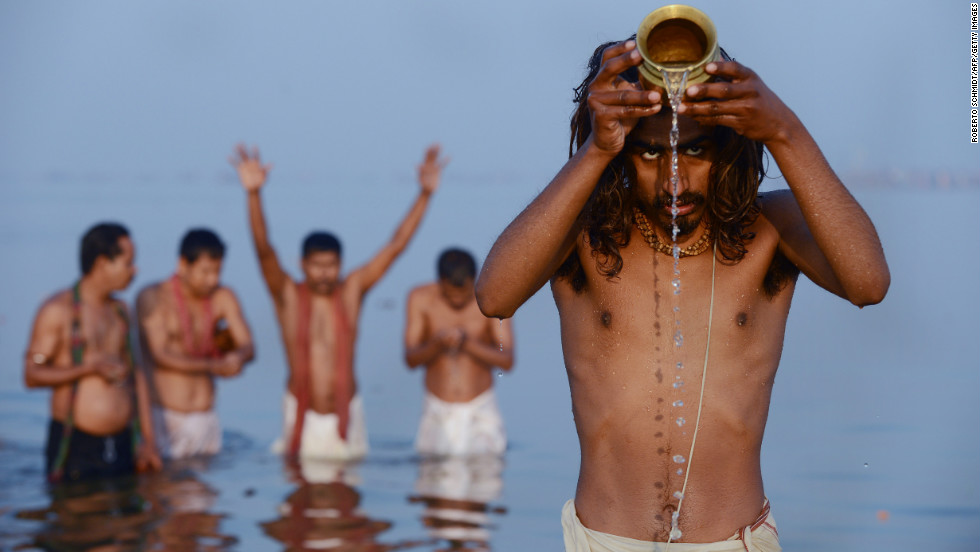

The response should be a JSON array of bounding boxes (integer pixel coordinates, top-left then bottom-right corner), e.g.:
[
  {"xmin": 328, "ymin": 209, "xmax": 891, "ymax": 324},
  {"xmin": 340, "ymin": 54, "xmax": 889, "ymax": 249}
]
[{"xmin": 663, "ymin": 201, "xmax": 696, "ymax": 216}]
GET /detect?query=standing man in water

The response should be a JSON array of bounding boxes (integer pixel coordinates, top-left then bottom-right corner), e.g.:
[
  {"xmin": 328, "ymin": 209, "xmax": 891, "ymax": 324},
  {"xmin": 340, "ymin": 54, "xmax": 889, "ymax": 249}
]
[
  {"xmin": 404, "ymin": 248, "xmax": 514, "ymax": 456},
  {"xmin": 24, "ymin": 222, "xmax": 162, "ymax": 482},
  {"xmin": 476, "ymin": 39, "xmax": 889, "ymax": 550},
  {"xmin": 137, "ymin": 228, "xmax": 255, "ymax": 460},
  {"xmin": 233, "ymin": 143, "xmax": 446, "ymax": 460}
]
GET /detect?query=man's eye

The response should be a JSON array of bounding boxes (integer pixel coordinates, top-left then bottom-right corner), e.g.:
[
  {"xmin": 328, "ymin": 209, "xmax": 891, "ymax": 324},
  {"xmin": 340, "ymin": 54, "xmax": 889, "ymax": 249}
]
[
  {"xmin": 684, "ymin": 145, "xmax": 705, "ymax": 156},
  {"xmin": 641, "ymin": 150, "xmax": 661, "ymax": 161}
]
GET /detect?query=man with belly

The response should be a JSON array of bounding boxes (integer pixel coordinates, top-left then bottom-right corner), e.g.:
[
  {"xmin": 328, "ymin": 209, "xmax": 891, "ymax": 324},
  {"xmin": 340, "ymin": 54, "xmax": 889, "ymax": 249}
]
[
  {"xmin": 476, "ymin": 39, "xmax": 890, "ymax": 550},
  {"xmin": 24, "ymin": 222, "xmax": 161, "ymax": 482},
  {"xmin": 404, "ymin": 248, "xmax": 514, "ymax": 456},
  {"xmin": 232, "ymin": 143, "xmax": 445, "ymax": 460},
  {"xmin": 137, "ymin": 228, "xmax": 255, "ymax": 459}
]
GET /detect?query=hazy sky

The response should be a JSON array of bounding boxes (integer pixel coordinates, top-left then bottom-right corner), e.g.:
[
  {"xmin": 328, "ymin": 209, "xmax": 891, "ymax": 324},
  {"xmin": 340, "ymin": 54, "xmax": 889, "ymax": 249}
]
[{"xmin": 0, "ymin": 0, "xmax": 976, "ymax": 187}]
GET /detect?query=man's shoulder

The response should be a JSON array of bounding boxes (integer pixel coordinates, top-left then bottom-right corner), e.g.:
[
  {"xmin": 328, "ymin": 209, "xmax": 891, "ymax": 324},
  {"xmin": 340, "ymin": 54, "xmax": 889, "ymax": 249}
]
[
  {"xmin": 408, "ymin": 282, "xmax": 438, "ymax": 296},
  {"xmin": 753, "ymin": 189, "xmax": 802, "ymax": 237},
  {"xmin": 212, "ymin": 285, "xmax": 242, "ymax": 304},
  {"xmin": 756, "ymin": 189, "xmax": 795, "ymax": 216},
  {"xmin": 135, "ymin": 281, "xmax": 172, "ymax": 316},
  {"xmin": 37, "ymin": 288, "xmax": 72, "ymax": 320}
]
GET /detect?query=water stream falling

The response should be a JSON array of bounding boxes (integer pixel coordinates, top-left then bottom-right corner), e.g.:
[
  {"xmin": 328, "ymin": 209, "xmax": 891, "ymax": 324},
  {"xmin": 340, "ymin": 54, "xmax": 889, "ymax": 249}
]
[{"xmin": 662, "ymin": 66, "xmax": 690, "ymax": 543}]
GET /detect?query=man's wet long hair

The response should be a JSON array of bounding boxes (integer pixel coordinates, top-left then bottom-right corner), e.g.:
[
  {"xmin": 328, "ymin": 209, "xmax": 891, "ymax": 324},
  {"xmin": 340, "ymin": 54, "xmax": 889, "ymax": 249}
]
[{"xmin": 557, "ymin": 39, "xmax": 766, "ymax": 290}]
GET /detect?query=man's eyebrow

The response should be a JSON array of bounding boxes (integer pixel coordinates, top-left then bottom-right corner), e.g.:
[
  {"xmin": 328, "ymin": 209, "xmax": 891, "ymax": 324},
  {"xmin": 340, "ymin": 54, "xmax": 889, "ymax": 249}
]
[
  {"xmin": 627, "ymin": 134, "xmax": 712, "ymax": 150},
  {"xmin": 626, "ymin": 138, "xmax": 665, "ymax": 150},
  {"xmin": 678, "ymin": 135, "xmax": 712, "ymax": 149}
]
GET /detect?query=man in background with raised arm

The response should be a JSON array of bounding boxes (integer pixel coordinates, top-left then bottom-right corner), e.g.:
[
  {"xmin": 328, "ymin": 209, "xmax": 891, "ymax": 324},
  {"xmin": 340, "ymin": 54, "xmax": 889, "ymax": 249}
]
[{"xmin": 233, "ymin": 143, "xmax": 445, "ymax": 460}]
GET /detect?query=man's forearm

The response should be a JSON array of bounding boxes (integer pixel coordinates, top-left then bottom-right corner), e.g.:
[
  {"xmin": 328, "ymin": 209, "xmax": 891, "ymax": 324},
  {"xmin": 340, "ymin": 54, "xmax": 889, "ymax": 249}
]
[
  {"xmin": 247, "ymin": 190, "xmax": 275, "ymax": 256},
  {"xmin": 477, "ymin": 140, "xmax": 612, "ymax": 318},
  {"xmin": 768, "ymin": 123, "xmax": 889, "ymax": 305},
  {"xmin": 24, "ymin": 361, "xmax": 95, "ymax": 388},
  {"xmin": 405, "ymin": 337, "xmax": 443, "ymax": 369},
  {"xmin": 389, "ymin": 191, "xmax": 431, "ymax": 253},
  {"xmin": 462, "ymin": 339, "xmax": 513, "ymax": 371},
  {"xmin": 151, "ymin": 351, "xmax": 216, "ymax": 374}
]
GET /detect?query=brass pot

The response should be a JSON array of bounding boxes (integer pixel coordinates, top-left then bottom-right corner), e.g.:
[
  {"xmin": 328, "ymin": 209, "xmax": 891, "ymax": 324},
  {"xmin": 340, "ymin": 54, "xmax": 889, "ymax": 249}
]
[{"xmin": 636, "ymin": 4, "xmax": 720, "ymax": 89}]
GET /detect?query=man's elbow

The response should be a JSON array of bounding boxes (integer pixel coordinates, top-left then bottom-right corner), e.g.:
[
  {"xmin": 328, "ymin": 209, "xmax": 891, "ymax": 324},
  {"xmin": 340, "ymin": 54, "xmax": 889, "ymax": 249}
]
[
  {"xmin": 24, "ymin": 368, "xmax": 42, "ymax": 389},
  {"xmin": 475, "ymin": 279, "xmax": 515, "ymax": 320},
  {"xmin": 849, "ymin": 270, "xmax": 890, "ymax": 307}
]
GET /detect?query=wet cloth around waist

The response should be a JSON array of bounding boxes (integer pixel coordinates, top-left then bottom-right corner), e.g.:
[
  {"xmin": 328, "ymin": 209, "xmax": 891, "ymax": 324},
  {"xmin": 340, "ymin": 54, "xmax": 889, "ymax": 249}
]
[
  {"xmin": 561, "ymin": 498, "xmax": 780, "ymax": 552},
  {"xmin": 45, "ymin": 419, "xmax": 135, "ymax": 483}
]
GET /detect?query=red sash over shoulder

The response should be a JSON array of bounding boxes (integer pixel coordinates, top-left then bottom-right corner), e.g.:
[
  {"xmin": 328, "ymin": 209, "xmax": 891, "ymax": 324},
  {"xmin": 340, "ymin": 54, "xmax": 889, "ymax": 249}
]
[
  {"xmin": 171, "ymin": 274, "xmax": 216, "ymax": 358},
  {"xmin": 288, "ymin": 283, "xmax": 353, "ymax": 457}
]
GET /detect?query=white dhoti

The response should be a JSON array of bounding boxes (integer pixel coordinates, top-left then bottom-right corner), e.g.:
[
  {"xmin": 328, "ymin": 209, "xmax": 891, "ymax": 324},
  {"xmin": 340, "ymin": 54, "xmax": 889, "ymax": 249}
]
[
  {"xmin": 272, "ymin": 392, "xmax": 368, "ymax": 461},
  {"xmin": 561, "ymin": 499, "xmax": 781, "ymax": 552},
  {"xmin": 415, "ymin": 389, "xmax": 506, "ymax": 457},
  {"xmin": 153, "ymin": 407, "xmax": 222, "ymax": 460}
]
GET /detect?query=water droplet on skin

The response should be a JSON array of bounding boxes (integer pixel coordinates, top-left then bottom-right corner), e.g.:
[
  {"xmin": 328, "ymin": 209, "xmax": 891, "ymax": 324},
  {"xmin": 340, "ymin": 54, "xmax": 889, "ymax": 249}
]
[
  {"xmin": 673, "ymin": 491, "xmax": 684, "ymax": 500},
  {"xmin": 673, "ymin": 381, "xmax": 684, "ymax": 389},
  {"xmin": 672, "ymin": 455, "xmax": 686, "ymax": 464},
  {"xmin": 672, "ymin": 400, "xmax": 684, "ymax": 407},
  {"xmin": 676, "ymin": 468, "xmax": 683, "ymax": 475},
  {"xmin": 676, "ymin": 362, "xmax": 683, "ymax": 370},
  {"xmin": 676, "ymin": 417, "xmax": 686, "ymax": 427},
  {"xmin": 670, "ymin": 509, "xmax": 682, "ymax": 539},
  {"xmin": 673, "ymin": 306, "xmax": 680, "ymax": 313},
  {"xmin": 673, "ymin": 331, "xmax": 683, "ymax": 347}
]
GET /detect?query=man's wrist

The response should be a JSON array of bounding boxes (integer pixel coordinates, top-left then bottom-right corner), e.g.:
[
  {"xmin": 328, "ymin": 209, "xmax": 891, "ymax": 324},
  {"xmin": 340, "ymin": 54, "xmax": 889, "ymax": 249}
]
[{"xmin": 581, "ymin": 136, "xmax": 620, "ymax": 164}]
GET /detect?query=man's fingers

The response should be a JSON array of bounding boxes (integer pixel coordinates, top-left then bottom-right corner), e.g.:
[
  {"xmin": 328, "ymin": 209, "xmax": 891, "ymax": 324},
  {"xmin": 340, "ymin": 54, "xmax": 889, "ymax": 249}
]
[
  {"xmin": 593, "ymin": 40, "xmax": 643, "ymax": 88},
  {"xmin": 589, "ymin": 89, "xmax": 661, "ymax": 108},
  {"xmin": 703, "ymin": 61, "xmax": 755, "ymax": 82},
  {"xmin": 685, "ymin": 80, "xmax": 754, "ymax": 101},
  {"xmin": 593, "ymin": 104, "xmax": 662, "ymax": 120},
  {"xmin": 678, "ymin": 98, "xmax": 750, "ymax": 118}
]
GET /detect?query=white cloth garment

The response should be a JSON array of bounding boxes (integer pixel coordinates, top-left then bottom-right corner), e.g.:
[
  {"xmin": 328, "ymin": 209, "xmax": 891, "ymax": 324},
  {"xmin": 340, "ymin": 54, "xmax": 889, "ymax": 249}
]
[
  {"xmin": 415, "ymin": 388, "xmax": 506, "ymax": 457},
  {"xmin": 271, "ymin": 392, "xmax": 368, "ymax": 461},
  {"xmin": 561, "ymin": 499, "xmax": 781, "ymax": 552},
  {"xmin": 153, "ymin": 406, "xmax": 222, "ymax": 459}
]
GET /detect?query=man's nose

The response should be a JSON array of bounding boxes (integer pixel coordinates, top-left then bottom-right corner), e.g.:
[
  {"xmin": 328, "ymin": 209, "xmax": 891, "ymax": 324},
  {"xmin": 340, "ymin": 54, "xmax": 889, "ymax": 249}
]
[{"xmin": 659, "ymin": 158, "xmax": 689, "ymax": 196}]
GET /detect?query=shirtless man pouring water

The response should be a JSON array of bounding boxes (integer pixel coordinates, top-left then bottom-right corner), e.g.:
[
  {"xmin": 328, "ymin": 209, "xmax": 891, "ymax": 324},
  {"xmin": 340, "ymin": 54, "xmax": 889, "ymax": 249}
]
[
  {"xmin": 233, "ymin": 143, "xmax": 444, "ymax": 460},
  {"xmin": 24, "ymin": 222, "xmax": 161, "ymax": 482},
  {"xmin": 476, "ymin": 38, "xmax": 889, "ymax": 550}
]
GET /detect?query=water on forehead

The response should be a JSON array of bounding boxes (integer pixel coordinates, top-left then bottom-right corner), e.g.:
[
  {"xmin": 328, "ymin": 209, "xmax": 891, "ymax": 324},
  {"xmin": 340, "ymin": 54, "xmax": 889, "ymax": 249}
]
[{"xmin": 631, "ymin": 112, "xmax": 711, "ymax": 147}]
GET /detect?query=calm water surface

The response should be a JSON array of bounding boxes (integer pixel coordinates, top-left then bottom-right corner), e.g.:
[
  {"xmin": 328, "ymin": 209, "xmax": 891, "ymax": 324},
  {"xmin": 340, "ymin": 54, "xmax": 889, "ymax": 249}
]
[{"xmin": 0, "ymin": 176, "xmax": 977, "ymax": 550}]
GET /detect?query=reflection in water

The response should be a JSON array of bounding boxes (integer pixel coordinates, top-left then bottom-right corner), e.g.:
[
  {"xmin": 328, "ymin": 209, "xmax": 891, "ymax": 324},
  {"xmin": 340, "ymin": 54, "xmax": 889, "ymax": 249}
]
[
  {"xmin": 262, "ymin": 458, "xmax": 415, "ymax": 552},
  {"xmin": 409, "ymin": 455, "xmax": 506, "ymax": 551},
  {"xmin": 13, "ymin": 463, "xmax": 236, "ymax": 551}
]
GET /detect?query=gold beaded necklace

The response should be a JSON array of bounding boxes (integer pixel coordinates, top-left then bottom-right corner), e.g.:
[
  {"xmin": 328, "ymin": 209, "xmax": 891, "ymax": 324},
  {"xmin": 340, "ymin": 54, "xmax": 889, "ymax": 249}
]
[{"xmin": 633, "ymin": 207, "xmax": 713, "ymax": 258}]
